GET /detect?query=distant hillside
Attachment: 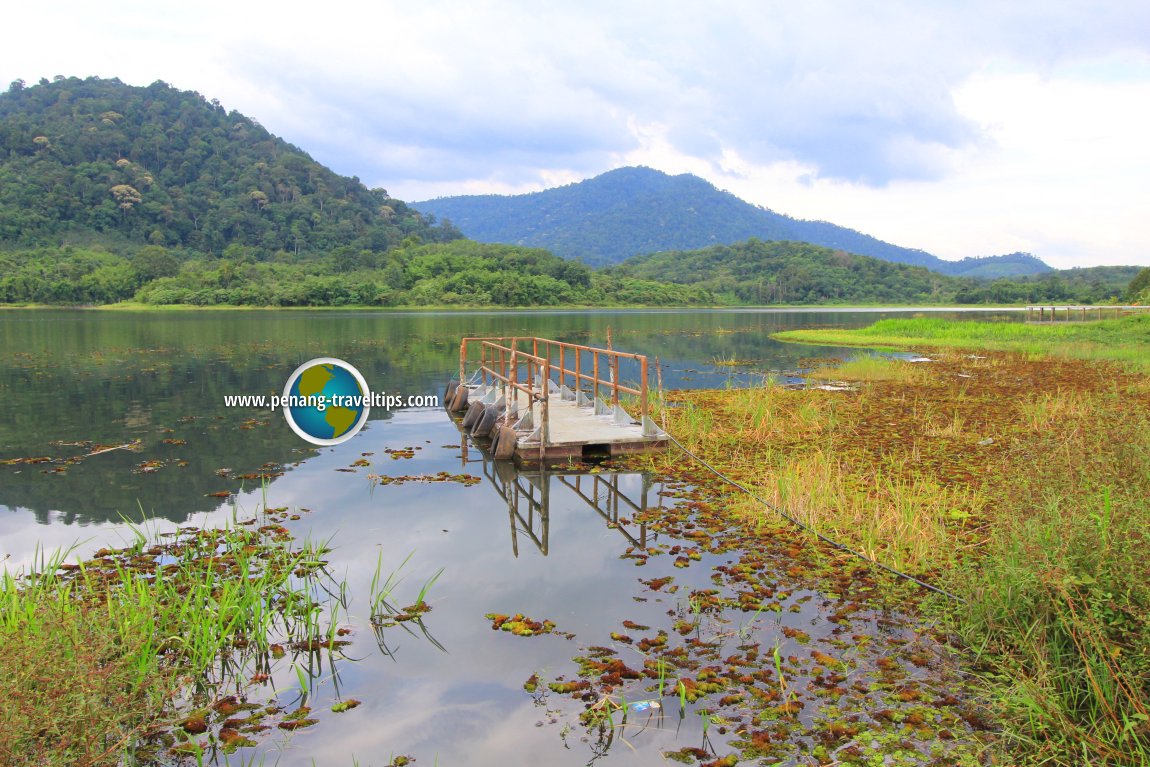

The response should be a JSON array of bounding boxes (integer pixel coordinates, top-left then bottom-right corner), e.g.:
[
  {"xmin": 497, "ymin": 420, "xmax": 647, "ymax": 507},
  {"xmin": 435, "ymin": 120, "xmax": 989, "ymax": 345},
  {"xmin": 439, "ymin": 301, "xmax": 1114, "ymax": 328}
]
[
  {"xmin": 939, "ymin": 252, "xmax": 1052, "ymax": 279},
  {"xmin": 610, "ymin": 239, "xmax": 1129, "ymax": 306},
  {"xmin": 610, "ymin": 239, "xmax": 957, "ymax": 304},
  {"xmin": 0, "ymin": 76, "xmax": 459, "ymax": 255},
  {"xmin": 413, "ymin": 166, "xmax": 1052, "ymax": 276}
]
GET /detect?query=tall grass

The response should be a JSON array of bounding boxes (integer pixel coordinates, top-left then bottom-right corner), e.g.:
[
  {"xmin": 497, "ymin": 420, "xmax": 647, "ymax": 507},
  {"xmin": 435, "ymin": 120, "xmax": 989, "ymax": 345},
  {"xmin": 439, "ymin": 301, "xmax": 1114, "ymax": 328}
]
[
  {"xmin": 758, "ymin": 450, "xmax": 981, "ymax": 572},
  {"xmin": 0, "ymin": 518, "xmax": 344, "ymax": 766},
  {"xmin": 652, "ymin": 342, "xmax": 1150, "ymax": 765},
  {"xmin": 957, "ymin": 488, "xmax": 1150, "ymax": 764}
]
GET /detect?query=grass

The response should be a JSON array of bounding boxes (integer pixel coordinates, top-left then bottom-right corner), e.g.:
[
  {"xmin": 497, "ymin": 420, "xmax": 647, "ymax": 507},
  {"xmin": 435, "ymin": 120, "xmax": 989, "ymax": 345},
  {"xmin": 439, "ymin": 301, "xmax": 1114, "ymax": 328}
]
[
  {"xmin": 807, "ymin": 355, "xmax": 931, "ymax": 384},
  {"xmin": 774, "ymin": 313, "xmax": 1150, "ymax": 369},
  {"xmin": 644, "ymin": 330, "xmax": 1150, "ymax": 765},
  {"xmin": 0, "ymin": 512, "xmax": 348, "ymax": 766}
]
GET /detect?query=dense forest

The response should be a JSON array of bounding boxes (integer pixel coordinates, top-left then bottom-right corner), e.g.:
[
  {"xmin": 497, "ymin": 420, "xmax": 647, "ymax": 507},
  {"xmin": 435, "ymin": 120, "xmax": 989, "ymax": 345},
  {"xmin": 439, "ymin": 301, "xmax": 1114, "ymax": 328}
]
[
  {"xmin": 0, "ymin": 240, "xmax": 713, "ymax": 307},
  {"xmin": 413, "ymin": 166, "xmax": 1052, "ymax": 277},
  {"xmin": 609, "ymin": 239, "xmax": 1135, "ymax": 305},
  {"xmin": 0, "ymin": 76, "xmax": 458, "ymax": 255}
]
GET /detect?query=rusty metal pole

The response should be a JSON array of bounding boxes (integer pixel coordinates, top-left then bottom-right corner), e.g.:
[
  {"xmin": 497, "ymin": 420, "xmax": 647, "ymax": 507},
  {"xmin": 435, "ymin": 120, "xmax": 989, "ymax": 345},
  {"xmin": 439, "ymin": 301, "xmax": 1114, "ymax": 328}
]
[
  {"xmin": 592, "ymin": 351, "xmax": 599, "ymax": 403},
  {"xmin": 575, "ymin": 348, "xmax": 581, "ymax": 395},
  {"xmin": 640, "ymin": 355, "xmax": 648, "ymax": 423},
  {"xmin": 508, "ymin": 349, "xmax": 517, "ymax": 425},
  {"xmin": 612, "ymin": 354, "xmax": 620, "ymax": 406},
  {"xmin": 540, "ymin": 358, "xmax": 550, "ymax": 464}
]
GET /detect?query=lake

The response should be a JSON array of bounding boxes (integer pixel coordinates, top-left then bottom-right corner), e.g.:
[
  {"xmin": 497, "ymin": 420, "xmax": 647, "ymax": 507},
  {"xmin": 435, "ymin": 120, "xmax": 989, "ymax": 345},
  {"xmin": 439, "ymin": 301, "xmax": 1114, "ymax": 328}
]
[{"xmin": 0, "ymin": 307, "xmax": 1016, "ymax": 765}]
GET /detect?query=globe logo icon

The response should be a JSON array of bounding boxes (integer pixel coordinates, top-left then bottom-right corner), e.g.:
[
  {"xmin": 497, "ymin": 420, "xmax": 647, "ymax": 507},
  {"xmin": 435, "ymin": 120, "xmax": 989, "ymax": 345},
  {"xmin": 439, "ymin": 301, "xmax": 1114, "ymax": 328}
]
[{"xmin": 282, "ymin": 358, "xmax": 371, "ymax": 445}]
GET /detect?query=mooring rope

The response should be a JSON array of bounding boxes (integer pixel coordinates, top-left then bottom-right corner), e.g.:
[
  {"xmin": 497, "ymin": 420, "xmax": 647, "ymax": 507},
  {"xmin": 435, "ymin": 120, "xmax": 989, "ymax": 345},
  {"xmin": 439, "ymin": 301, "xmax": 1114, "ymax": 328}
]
[{"xmin": 662, "ymin": 432, "xmax": 966, "ymax": 603}]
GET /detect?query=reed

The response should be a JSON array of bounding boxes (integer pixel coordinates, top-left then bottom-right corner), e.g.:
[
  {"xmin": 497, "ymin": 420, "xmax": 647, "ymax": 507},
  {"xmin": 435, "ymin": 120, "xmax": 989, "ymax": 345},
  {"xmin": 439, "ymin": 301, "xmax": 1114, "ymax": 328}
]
[
  {"xmin": 0, "ymin": 512, "xmax": 349, "ymax": 766},
  {"xmin": 653, "ymin": 330, "xmax": 1150, "ymax": 765}
]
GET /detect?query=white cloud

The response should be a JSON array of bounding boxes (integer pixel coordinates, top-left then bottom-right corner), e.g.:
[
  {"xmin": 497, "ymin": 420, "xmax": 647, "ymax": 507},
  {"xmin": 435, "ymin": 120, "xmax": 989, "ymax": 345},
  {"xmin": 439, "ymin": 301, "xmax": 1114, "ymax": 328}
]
[{"xmin": 2, "ymin": 0, "xmax": 1149, "ymax": 265}]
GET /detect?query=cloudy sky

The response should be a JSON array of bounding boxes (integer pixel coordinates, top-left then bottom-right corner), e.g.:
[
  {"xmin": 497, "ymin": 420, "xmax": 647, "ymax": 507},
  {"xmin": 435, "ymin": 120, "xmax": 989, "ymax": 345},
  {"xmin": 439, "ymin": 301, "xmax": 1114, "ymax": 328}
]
[{"xmin": 5, "ymin": 1, "xmax": 1149, "ymax": 267}]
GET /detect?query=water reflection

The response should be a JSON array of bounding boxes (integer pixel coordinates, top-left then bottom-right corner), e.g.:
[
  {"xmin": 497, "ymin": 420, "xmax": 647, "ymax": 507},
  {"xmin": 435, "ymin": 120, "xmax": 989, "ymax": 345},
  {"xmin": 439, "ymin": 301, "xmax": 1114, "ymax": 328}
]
[
  {"xmin": 1, "ymin": 307, "xmax": 1019, "ymax": 526},
  {"xmin": 481, "ymin": 457, "xmax": 656, "ymax": 557}
]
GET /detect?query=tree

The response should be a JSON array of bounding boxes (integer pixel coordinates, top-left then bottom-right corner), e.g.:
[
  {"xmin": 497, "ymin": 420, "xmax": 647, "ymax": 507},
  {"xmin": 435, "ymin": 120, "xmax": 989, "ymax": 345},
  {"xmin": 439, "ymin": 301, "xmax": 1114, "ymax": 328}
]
[
  {"xmin": 110, "ymin": 184, "xmax": 142, "ymax": 212},
  {"xmin": 1127, "ymin": 267, "xmax": 1150, "ymax": 302},
  {"xmin": 130, "ymin": 246, "xmax": 180, "ymax": 282}
]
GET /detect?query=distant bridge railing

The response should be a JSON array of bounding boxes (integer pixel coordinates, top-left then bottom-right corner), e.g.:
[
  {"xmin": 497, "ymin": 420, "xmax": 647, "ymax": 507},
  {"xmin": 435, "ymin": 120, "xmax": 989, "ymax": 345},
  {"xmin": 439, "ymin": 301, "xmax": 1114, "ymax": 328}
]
[{"xmin": 1026, "ymin": 305, "xmax": 1150, "ymax": 322}]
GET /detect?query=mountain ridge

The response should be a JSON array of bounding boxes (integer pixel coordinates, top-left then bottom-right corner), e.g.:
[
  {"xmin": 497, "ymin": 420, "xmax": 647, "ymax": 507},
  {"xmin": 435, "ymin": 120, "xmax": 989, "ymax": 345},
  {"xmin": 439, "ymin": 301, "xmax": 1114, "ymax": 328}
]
[{"xmin": 413, "ymin": 166, "xmax": 1052, "ymax": 277}]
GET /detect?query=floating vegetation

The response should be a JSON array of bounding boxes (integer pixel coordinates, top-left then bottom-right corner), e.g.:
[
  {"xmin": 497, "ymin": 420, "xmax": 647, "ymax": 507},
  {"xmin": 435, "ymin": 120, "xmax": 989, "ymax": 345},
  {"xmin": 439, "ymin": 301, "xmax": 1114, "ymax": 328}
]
[
  {"xmin": 1, "ymin": 439, "xmax": 142, "ymax": 468},
  {"xmin": 384, "ymin": 446, "xmax": 420, "ymax": 459},
  {"xmin": 580, "ymin": 343, "xmax": 1150, "ymax": 766},
  {"xmin": 0, "ymin": 505, "xmax": 357, "ymax": 765},
  {"xmin": 367, "ymin": 471, "xmax": 481, "ymax": 487},
  {"xmin": 369, "ymin": 552, "xmax": 447, "ymax": 659},
  {"xmin": 485, "ymin": 613, "xmax": 566, "ymax": 637}
]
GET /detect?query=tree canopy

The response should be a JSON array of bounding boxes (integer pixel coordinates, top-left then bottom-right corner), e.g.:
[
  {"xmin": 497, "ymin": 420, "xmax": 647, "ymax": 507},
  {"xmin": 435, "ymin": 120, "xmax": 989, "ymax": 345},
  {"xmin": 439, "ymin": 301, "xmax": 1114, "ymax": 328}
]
[{"xmin": 0, "ymin": 76, "xmax": 459, "ymax": 257}]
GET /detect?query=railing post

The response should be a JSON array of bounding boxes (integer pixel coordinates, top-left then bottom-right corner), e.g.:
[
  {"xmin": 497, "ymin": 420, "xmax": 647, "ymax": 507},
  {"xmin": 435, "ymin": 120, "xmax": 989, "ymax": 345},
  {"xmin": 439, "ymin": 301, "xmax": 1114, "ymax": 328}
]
[
  {"xmin": 502, "ymin": 343, "xmax": 509, "ymax": 405},
  {"xmin": 593, "ymin": 351, "xmax": 599, "ymax": 403},
  {"xmin": 612, "ymin": 354, "xmax": 620, "ymax": 406},
  {"xmin": 575, "ymin": 348, "xmax": 581, "ymax": 395},
  {"xmin": 640, "ymin": 355, "xmax": 648, "ymax": 422},
  {"xmin": 541, "ymin": 358, "xmax": 550, "ymax": 463},
  {"xmin": 559, "ymin": 345, "xmax": 565, "ymax": 393},
  {"xmin": 459, "ymin": 338, "xmax": 467, "ymax": 383}
]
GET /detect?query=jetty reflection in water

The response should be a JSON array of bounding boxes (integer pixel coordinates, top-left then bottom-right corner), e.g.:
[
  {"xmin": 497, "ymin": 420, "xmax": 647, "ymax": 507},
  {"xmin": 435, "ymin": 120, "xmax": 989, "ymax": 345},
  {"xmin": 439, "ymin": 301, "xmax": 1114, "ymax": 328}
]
[{"xmin": 459, "ymin": 435, "xmax": 659, "ymax": 558}]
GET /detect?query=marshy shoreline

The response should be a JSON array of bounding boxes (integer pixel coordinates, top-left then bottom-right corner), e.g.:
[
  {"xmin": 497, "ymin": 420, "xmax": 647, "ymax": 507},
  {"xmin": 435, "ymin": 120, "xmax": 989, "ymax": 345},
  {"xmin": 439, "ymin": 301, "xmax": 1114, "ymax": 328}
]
[{"xmin": 630, "ymin": 315, "xmax": 1150, "ymax": 765}]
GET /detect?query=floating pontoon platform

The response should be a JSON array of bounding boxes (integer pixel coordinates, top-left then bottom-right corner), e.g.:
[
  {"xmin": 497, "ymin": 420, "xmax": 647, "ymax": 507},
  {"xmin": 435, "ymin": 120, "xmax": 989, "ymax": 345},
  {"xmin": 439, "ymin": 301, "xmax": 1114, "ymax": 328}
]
[{"xmin": 445, "ymin": 337, "xmax": 667, "ymax": 464}]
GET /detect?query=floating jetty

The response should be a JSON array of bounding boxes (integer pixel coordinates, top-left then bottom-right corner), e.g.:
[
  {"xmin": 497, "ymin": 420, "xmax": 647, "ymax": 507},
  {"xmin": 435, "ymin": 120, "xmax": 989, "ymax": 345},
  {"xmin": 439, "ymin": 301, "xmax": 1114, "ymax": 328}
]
[{"xmin": 445, "ymin": 337, "xmax": 667, "ymax": 464}]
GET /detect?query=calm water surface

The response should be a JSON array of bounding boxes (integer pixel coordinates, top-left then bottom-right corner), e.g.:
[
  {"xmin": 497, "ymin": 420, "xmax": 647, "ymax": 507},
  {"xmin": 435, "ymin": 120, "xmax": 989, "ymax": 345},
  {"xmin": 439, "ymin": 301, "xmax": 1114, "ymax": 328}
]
[{"xmin": 0, "ymin": 308, "xmax": 1017, "ymax": 765}]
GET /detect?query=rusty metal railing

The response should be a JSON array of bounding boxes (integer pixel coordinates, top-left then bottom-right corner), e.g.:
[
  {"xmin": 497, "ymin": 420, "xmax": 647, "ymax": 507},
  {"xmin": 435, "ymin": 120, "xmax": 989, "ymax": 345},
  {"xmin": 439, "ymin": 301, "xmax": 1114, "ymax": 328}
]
[{"xmin": 458, "ymin": 337, "xmax": 652, "ymax": 455}]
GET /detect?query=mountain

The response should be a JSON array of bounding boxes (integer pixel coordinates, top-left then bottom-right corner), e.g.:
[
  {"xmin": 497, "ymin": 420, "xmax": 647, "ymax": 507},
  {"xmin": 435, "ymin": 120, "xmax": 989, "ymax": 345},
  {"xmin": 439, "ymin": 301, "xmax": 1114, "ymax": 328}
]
[
  {"xmin": 413, "ymin": 166, "xmax": 1053, "ymax": 277},
  {"xmin": 0, "ymin": 76, "xmax": 459, "ymax": 255}
]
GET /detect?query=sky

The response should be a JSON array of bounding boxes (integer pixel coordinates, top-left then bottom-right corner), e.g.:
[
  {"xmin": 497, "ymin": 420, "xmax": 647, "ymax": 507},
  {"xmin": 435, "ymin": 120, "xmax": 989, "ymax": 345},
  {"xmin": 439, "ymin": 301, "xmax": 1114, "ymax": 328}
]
[{"xmin": 4, "ymin": 0, "xmax": 1150, "ymax": 268}]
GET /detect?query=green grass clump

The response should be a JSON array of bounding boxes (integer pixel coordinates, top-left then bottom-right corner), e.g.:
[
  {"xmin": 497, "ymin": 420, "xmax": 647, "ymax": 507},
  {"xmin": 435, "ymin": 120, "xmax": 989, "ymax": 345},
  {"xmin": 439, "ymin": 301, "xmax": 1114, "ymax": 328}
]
[
  {"xmin": 957, "ymin": 487, "xmax": 1150, "ymax": 765},
  {"xmin": 774, "ymin": 314, "xmax": 1150, "ymax": 369},
  {"xmin": 807, "ymin": 355, "xmax": 930, "ymax": 384},
  {"xmin": 0, "ymin": 521, "xmax": 342, "ymax": 766}
]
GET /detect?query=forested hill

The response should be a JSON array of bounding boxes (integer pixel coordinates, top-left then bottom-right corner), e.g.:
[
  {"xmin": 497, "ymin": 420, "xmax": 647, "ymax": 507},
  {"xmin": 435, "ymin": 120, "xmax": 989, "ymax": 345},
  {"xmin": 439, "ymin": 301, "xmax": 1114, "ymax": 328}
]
[
  {"xmin": 609, "ymin": 240, "xmax": 1135, "ymax": 305},
  {"xmin": 0, "ymin": 76, "xmax": 459, "ymax": 255},
  {"xmin": 413, "ymin": 166, "xmax": 1052, "ymax": 277},
  {"xmin": 611, "ymin": 239, "xmax": 959, "ymax": 304}
]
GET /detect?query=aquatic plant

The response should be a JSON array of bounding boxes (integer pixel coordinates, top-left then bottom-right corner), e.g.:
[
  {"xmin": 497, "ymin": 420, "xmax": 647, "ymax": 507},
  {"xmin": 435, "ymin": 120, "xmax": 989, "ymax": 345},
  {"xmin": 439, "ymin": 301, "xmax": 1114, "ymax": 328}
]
[{"xmin": 0, "ymin": 507, "xmax": 351, "ymax": 766}]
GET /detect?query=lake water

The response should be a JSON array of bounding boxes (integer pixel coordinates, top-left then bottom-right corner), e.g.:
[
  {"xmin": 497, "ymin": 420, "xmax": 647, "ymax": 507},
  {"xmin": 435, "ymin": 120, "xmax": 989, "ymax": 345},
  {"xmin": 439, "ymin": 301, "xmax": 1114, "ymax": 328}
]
[{"xmin": 0, "ymin": 308, "xmax": 1016, "ymax": 765}]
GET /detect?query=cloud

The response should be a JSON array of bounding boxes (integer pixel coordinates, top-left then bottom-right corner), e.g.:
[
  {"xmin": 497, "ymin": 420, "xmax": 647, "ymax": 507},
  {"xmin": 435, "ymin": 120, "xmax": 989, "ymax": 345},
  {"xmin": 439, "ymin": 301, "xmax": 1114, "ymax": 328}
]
[{"xmin": 3, "ymin": 0, "xmax": 1149, "ymax": 263}]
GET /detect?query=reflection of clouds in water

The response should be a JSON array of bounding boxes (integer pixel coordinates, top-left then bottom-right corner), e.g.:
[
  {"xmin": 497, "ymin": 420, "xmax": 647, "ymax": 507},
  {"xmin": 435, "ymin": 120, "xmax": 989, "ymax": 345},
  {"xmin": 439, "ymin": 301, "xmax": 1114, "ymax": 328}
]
[
  {"xmin": 272, "ymin": 677, "xmax": 574, "ymax": 766},
  {"xmin": 249, "ymin": 408, "xmax": 705, "ymax": 765},
  {"xmin": 0, "ymin": 503, "xmax": 240, "ymax": 570},
  {"xmin": 273, "ymin": 672, "xmax": 690, "ymax": 767}
]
